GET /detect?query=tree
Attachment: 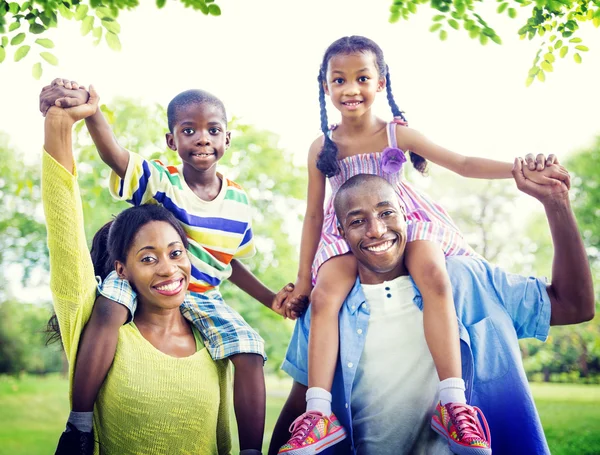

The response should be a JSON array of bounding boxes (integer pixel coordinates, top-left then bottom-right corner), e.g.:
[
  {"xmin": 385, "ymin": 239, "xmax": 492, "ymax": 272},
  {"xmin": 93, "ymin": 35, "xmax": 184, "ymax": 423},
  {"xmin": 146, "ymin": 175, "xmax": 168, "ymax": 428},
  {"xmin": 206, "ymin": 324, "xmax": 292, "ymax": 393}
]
[
  {"xmin": 0, "ymin": 0, "xmax": 222, "ymax": 79},
  {"xmin": 388, "ymin": 0, "xmax": 599, "ymax": 83}
]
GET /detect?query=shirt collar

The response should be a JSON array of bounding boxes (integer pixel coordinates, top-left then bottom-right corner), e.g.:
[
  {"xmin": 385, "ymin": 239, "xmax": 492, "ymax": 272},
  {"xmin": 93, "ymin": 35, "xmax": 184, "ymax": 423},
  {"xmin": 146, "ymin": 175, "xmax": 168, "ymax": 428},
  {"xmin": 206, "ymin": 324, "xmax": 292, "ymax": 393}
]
[{"xmin": 344, "ymin": 277, "xmax": 367, "ymax": 315}]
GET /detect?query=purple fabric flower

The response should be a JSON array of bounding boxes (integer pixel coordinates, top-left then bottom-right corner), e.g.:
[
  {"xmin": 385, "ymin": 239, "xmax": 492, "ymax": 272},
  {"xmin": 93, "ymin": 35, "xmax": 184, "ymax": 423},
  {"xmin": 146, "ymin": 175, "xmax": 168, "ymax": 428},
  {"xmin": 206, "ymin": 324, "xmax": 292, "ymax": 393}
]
[{"xmin": 381, "ymin": 147, "xmax": 407, "ymax": 173}]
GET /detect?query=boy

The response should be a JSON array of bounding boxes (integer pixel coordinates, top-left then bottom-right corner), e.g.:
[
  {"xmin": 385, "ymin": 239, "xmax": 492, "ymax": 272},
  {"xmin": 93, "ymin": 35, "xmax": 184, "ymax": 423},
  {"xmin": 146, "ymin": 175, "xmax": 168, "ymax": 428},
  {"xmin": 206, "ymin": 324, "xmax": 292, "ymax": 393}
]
[{"xmin": 40, "ymin": 79, "xmax": 306, "ymax": 455}]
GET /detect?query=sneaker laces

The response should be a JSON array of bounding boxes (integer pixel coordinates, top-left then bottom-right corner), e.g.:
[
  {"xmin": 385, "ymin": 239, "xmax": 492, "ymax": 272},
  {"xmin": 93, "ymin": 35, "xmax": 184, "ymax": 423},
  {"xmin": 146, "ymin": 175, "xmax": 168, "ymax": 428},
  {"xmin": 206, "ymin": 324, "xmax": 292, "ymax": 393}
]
[
  {"xmin": 446, "ymin": 403, "xmax": 491, "ymax": 446},
  {"xmin": 287, "ymin": 410, "xmax": 323, "ymax": 443}
]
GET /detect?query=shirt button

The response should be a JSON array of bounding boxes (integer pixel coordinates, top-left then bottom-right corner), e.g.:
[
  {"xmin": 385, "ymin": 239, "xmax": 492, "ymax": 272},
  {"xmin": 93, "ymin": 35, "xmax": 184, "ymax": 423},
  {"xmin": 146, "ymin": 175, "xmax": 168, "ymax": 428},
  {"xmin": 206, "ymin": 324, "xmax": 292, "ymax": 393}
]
[
  {"xmin": 385, "ymin": 286, "xmax": 390, "ymax": 291},
  {"xmin": 386, "ymin": 293, "xmax": 392, "ymax": 298},
  {"xmin": 357, "ymin": 329, "xmax": 363, "ymax": 335},
  {"xmin": 347, "ymin": 362, "xmax": 354, "ymax": 368},
  {"xmin": 351, "ymin": 305, "xmax": 355, "ymax": 310},
  {"xmin": 345, "ymin": 402, "xmax": 349, "ymax": 409}
]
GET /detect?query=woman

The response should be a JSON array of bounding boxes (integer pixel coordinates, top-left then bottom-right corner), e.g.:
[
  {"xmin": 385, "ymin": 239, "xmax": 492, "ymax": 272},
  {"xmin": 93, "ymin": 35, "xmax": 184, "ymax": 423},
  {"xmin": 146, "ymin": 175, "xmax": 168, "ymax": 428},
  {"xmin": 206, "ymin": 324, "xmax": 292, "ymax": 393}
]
[{"xmin": 42, "ymin": 87, "xmax": 232, "ymax": 454}]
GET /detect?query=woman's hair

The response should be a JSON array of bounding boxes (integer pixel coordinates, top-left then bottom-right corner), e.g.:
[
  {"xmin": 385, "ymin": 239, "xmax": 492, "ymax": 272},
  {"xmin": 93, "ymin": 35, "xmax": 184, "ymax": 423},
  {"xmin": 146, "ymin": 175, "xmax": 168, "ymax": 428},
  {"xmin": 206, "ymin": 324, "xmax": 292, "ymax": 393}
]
[
  {"xmin": 47, "ymin": 204, "xmax": 188, "ymax": 344},
  {"xmin": 316, "ymin": 35, "xmax": 427, "ymax": 177}
]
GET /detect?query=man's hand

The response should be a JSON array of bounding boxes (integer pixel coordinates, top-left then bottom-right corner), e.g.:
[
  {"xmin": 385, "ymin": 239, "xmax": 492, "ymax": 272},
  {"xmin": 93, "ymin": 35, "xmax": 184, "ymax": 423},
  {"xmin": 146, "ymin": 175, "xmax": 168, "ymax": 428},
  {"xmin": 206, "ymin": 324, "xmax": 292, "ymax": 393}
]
[
  {"xmin": 513, "ymin": 157, "xmax": 569, "ymax": 204},
  {"xmin": 40, "ymin": 78, "xmax": 90, "ymax": 117},
  {"xmin": 272, "ymin": 283, "xmax": 309, "ymax": 320}
]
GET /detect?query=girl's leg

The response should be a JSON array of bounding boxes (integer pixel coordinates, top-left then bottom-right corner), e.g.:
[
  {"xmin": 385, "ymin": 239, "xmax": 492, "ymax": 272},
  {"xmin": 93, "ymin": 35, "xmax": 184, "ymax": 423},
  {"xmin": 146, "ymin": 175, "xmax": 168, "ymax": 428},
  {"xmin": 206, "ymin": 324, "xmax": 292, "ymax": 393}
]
[
  {"xmin": 229, "ymin": 353, "xmax": 266, "ymax": 453},
  {"xmin": 277, "ymin": 254, "xmax": 356, "ymax": 454},
  {"xmin": 308, "ymin": 253, "xmax": 358, "ymax": 393},
  {"xmin": 404, "ymin": 241, "xmax": 461, "ymax": 382}
]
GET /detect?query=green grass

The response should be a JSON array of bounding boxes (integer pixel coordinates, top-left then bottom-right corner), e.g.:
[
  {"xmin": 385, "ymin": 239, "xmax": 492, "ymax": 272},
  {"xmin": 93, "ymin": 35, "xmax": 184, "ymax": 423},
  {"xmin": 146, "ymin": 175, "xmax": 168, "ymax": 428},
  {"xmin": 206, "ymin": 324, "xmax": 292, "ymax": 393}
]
[{"xmin": 1, "ymin": 375, "xmax": 599, "ymax": 455}]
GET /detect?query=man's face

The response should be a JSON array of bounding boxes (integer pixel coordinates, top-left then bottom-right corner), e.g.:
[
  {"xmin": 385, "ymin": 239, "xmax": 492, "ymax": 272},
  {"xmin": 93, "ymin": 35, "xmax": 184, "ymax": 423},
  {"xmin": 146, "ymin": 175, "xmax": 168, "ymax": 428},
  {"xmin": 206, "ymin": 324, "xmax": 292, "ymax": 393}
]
[{"xmin": 338, "ymin": 181, "xmax": 408, "ymax": 284}]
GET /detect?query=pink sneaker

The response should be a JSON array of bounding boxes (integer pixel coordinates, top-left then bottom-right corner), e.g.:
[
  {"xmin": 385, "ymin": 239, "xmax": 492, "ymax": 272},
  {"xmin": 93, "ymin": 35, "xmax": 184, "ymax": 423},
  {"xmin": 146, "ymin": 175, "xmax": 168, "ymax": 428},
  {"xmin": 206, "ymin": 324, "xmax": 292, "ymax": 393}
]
[
  {"xmin": 431, "ymin": 401, "xmax": 491, "ymax": 455},
  {"xmin": 277, "ymin": 410, "xmax": 347, "ymax": 455}
]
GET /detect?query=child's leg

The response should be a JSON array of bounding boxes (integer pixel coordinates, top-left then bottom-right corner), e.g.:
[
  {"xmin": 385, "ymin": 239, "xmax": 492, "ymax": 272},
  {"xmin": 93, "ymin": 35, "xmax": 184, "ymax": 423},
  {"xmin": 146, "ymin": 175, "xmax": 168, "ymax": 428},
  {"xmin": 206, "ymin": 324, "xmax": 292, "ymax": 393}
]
[
  {"xmin": 229, "ymin": 353, "xmax": 266, "ymax": 452},
  {"xmin": 405, "ymin": 240, "xmax": 464, "ymax": 400},
  {"xmin": 307, "ymin": 253, "xmax": 357, "ymax": 403},
  {"xmin": 71, "ymin": 296, "xmax": 128, "ymax": 411}
]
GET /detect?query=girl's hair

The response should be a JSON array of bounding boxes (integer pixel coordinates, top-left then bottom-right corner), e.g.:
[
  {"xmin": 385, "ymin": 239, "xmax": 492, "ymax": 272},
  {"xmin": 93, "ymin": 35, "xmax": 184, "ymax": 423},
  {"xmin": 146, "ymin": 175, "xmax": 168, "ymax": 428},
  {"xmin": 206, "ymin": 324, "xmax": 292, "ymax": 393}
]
[
  {"xmin": 46, "ymin": 204, "xmax": 188, "ymax": 344},
  {"xmin": 316, "ymin": 35, "xmax": 427, "ymax": 177}
]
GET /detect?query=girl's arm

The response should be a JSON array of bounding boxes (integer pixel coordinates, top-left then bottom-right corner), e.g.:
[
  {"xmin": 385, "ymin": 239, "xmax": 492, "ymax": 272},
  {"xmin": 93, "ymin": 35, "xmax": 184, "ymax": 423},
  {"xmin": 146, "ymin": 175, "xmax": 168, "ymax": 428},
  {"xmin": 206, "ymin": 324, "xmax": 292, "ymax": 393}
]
[
  {"xmin": 397, "ymin": 125, "xmax": 568, "ymax": 182},
  {"xmin": 43, "ymin": 105, "xmax": 99, "ymax": 361},
  {"xmin": 292, "ymin": 137, "xmax": 327, "ymax": 297}
]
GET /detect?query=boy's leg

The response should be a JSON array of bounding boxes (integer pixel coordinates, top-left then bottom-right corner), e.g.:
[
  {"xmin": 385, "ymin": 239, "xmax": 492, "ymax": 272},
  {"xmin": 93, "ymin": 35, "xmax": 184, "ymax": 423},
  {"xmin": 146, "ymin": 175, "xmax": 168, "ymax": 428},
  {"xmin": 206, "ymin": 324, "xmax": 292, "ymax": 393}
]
[
  {"xmin": 180, "ymin": 292, "xmax": 268, "ymax": 453},
  {"xmin": 230, "ymin": 353, "xmax": 266, "ymax": 452}
]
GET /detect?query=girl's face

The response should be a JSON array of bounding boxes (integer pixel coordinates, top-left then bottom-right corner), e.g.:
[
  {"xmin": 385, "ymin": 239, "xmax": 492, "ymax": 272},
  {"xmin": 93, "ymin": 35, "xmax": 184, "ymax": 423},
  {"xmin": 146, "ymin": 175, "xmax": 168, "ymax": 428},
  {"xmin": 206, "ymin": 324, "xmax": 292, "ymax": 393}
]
[
  {"xmin": 116, "ymin": 221, "xmax": 191, "ymax": 311},
  {"xmin": 324, "ymin": 51, "xmax": 385, "ymax": 118}
]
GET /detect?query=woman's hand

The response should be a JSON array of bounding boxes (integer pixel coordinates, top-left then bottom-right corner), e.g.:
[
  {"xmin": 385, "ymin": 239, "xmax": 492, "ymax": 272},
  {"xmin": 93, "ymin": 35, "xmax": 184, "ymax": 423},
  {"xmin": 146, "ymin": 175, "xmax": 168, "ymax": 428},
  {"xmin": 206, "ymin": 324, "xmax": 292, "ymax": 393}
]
[{"xmin": 41, "ymin": 80, "xmax": 99, "ymax": 125}]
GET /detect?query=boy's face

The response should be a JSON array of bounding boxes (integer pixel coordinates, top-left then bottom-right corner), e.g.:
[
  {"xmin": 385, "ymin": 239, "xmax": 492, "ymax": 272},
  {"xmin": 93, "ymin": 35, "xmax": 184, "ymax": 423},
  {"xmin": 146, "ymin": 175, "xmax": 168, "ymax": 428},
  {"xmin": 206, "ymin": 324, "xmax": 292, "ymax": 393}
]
[{"xmin": 166, "ymin": 103, "xmax": 230, "ymax": 173}]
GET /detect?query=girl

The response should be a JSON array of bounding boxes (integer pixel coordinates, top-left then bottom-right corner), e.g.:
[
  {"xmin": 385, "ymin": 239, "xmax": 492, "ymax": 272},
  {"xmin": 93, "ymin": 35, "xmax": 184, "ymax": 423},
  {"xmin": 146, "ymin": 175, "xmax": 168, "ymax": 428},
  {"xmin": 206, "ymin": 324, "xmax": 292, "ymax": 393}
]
[
  {"xmin": 43, "ymin": 92, "xmax": 232, "ymax": 454},
  {"xmin": 278, "ymin": 35, "xmax": 568, "ymax": 455}
]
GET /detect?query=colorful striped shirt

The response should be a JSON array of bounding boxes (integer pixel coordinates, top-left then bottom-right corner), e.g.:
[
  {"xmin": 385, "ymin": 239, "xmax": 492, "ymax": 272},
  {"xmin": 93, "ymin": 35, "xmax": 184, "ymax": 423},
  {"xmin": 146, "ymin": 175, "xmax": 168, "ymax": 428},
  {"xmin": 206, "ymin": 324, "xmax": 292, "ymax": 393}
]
[{"xmin": 109, "ymin": 151, "xmax": 255, "ymax": 294}]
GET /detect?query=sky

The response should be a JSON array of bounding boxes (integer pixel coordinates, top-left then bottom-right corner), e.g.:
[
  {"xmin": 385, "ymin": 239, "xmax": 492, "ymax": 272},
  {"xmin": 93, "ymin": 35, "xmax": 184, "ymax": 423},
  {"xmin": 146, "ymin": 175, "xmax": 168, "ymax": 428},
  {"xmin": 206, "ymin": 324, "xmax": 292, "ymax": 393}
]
[{"xmin": 1, "ymin": 0, "xmax": 599, "ymax": 298}]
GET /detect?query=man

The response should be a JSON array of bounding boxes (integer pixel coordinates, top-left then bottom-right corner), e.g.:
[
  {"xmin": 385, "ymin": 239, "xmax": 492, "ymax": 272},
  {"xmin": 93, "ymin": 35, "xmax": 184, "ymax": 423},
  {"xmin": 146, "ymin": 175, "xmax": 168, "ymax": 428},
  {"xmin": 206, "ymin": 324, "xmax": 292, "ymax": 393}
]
[{"xmin": 269, "ymin": 160, "xmax": 594, "ymax": 455}]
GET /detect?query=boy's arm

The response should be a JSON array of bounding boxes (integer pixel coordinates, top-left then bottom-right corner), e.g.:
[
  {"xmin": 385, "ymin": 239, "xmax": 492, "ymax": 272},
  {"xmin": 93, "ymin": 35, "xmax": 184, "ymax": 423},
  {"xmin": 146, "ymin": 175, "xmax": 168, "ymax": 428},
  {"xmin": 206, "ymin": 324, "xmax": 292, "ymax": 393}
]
[
  {"xmin": 229, "ymin": 260, "xmax": 307, "ymax": 319},
  {"xmin": 39, "ymin": 78, "xmax": 129, "ymax": 178}
]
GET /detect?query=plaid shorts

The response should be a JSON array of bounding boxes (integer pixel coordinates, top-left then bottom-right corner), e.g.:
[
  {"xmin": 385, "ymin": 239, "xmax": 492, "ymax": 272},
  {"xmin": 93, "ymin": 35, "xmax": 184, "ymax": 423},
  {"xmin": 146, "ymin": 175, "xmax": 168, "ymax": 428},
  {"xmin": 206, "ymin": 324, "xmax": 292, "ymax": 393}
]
[{"xmin": 97, "ymin": 271, "xmax": 266, "ymax": 361}]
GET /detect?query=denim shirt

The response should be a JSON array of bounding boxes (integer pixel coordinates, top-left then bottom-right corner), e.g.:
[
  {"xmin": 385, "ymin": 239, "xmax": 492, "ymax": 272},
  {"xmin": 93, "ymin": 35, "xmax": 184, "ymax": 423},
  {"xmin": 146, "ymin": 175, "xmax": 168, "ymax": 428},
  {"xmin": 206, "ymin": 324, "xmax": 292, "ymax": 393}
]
[{"xmin": 282, "ymin": 256, "xmax": 552, "ymax": 455}]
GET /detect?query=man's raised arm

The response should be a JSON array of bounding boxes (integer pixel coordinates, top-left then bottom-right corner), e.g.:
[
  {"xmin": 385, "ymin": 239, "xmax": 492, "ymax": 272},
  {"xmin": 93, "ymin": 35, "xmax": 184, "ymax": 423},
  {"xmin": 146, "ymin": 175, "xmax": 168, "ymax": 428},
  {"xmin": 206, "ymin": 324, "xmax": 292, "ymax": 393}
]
[{"xmin": 512, "ymin": 158, "xmax": 595, "ymax": 325}]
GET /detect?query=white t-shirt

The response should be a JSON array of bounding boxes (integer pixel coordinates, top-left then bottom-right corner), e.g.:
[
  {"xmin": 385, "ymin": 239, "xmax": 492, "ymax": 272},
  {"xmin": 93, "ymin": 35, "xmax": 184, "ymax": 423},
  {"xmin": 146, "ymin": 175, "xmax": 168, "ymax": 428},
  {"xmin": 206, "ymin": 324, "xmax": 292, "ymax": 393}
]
[{"xmin": 350, "ymin": 275, "xmax": 452, "ymax": 455}]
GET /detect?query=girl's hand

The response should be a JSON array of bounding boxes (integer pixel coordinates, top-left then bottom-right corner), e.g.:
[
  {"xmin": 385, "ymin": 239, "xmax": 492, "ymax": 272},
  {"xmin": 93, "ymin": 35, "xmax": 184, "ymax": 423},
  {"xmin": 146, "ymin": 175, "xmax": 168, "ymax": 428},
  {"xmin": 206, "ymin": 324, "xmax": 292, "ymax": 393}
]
[
  {"xmin": 44, "ymin": 84, "xmax": 99, "ymax": 125},
  {"xmin": 40, "ymin": 78, "xmax": 90, "ymax": 117},
  {"xmin": 522, "ymin": 154, "xmax": 571, "ymax": 190}
]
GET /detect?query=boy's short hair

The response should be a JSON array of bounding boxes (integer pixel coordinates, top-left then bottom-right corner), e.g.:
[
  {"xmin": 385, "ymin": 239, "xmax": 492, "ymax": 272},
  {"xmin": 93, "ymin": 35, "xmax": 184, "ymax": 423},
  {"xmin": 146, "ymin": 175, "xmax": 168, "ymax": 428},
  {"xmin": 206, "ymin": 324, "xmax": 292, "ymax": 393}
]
[{"xmin": 167, "ymin": 89, "xmax": 227, "ymax": 132}]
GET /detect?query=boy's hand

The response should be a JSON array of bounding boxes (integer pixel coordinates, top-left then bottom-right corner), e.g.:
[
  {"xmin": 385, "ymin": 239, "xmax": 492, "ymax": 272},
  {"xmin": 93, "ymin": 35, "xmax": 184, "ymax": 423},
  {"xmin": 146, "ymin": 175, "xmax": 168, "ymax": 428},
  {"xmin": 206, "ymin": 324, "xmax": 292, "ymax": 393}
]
[
  {"xmin": 40, "ymin": 78, "xmax": 90, "ymax": 117},
  {"xmin": 522, "ymin": 154, "xmax": 570, "ymax": 189},
  {"xmin": 272, "ymin": 283, "xmax": 309, "ymax": 320},
  {"xmin": 44, "ymin": 84, "xmax": 99, "ymax": 125}
]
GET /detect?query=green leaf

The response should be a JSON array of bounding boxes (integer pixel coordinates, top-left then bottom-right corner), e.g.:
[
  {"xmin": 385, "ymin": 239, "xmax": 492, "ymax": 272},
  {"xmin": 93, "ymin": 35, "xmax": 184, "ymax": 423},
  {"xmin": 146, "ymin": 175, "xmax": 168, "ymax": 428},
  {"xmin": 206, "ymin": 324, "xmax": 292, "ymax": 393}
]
[
  {"xmin": 525, "ymin": 75, "xmax": 535, "ymax": 87},
  {"xmin": 440, "ymin": 29, "xmax": 448, "ymax": 41},
  {"xmin": 559, "ymin": 46, "xmax": 568, "ymax": 58},
  {"xmin": 95, "ymin": 7, "xmax": 113, "ymax": 19},
  {"xmin": 575, "ymin": 45, "xmax": 589, "ymax": 51},
  {"xmin": 75, "ymin": 4, "xmax": 89, "ymax": 21},
  {"xmin": 549, "ymin": 34, "xmax": 556, "ymax": 42},
  {"xmin": 389, "ymin": 11, "xmax": 400, "ymax": 23},
  {"xmin": 0, "ymin": 47, "xmax": 5, "ymax": 64},
  {"xmin": 14, "ymin": 45, "xmax": 30, "ymax": 62},
  {"xmin": 429, "ymin": 23, "xmax": 443, "ymax": 32},
  {"xmin": 102, "ymin": 18, "xmax": 120, "ymax": 34},
  {"xmin": 555, "ymin": 39, "xmax": 562, "ymax": 49},
  {"xmin": 40, "ymin": 51, "xmax": 58, "ymax": 65},
  {"xmin": 57, "ymin": 4, "xmax": 74, "ymax": 19},
  {"xmin": 29, "ymin": 22, "xmax": 46, "ymax": 34},
  {"xmin": 448, "ymin": 19, "xmax": 459, "ymax": 30},
  {"xmin": 208, "ymin": 4, "xmax": 221, "ymax": 16},
  {"xmin": 1, "ymin": 36, "xmax": 7, "ymax": 47},
  {"xmin": 497, "ymin": 3, "xmax": 508, "ymax": 14},
  {"xmin": 541, "ymin": 60, "xmax": 553, "ymax": 72},
  {"xmin": 528, "ymin": 66, "xmax": 539, "ymax": 77},
  {"xmin": 479, "ymin": 34, "xmax": 488, "ymax": 45},
  {"xmin": 8, "ymin": 2, "xmax": 19, "ymax": 14},
  {"xmin": 10, "ymin": 32, "xmax": 26, "ymax": 46},
  {"xmin": 469, "ymin": 28, "xmax": 479, "ymax": 39},
  {"xmin": 508, "ymin": 8, "xmax": 517, "ymax": 18},
  {"xmin": 544, "ymin": 52, "xmax": 555, "ymax": 62},
  {"xmin": 35, "ymin": 38, "xmax": 54, "ymax": 48},
  {"xmin": 569, "ymin": 37, "xmax": 582, "ymax": 43},
  {"xmin": 81, "ymin": 16, "xmax": 94, "ymax": 36},
  {"xmin": 156, "ymin": 0, "xmax": 167, "ymax": 7},
  {"xmin": 105, "ymin": 32, "xmax": 121, "ymax": 51},
  {"xmin": 32, "ymin": 61, "xmax": 42, "ymax": 79},
  {"xmin": 491, "ymin": 34, "xmax": 502, "ymax": 44},
  {"xmin": 573, "ymin": 52, "xmax": 582, "ymax": 63},
  {"xmin": 198, "ymin": 2, "xmax": 209, "ymax": 14},
  {"xmin": 9, "ymin": 21, "xmax": 20, "ymax": 32},
  {"xmin": 433, "ymin": 14, "xmax": 445, "ymax": 21},
  {"xmin": 407, "ymin": 2, "xmax": 417, "ymax": 13},
  {"xmin": 537, "ymin": 69, "xmax": 545, "ymax": 82}
]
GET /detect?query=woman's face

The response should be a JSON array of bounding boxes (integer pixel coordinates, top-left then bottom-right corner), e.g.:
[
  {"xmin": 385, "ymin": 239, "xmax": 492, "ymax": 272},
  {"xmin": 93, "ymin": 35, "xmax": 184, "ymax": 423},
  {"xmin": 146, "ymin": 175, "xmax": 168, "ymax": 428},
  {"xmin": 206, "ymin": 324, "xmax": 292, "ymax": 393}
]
[{"xmin": 116, "ymin": 220, "xmax": 191, "ymax": 311}]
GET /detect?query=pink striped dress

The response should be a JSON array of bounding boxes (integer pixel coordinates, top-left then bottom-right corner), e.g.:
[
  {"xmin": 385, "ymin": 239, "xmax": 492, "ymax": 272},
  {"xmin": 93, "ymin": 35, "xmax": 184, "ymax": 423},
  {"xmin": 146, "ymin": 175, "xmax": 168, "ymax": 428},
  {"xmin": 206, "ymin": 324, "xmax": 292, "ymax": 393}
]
[{"xmin": 311, "ymin": 121, "xmax": 476, "ymax": 283}]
